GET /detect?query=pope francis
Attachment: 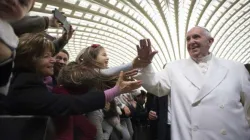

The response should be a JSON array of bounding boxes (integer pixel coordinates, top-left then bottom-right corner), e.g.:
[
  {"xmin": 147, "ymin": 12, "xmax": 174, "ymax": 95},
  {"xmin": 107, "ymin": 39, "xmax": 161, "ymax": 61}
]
[{"xmin": 136, "ymin": 26, "xmax": 250, "ymax": 140}]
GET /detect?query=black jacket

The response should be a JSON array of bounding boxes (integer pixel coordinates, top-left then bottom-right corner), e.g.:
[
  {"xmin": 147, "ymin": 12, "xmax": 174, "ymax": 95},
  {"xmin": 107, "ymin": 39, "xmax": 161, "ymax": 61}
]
[
  {"xmin": 1, "ymin": 71, "xmax": 106, "ymax": 140},
  {"xmin": 5, "ymin": 71, "xmax": 105, "ymax": 116},
  {"xmin": 10, "ymin": 16, "xmax": 68, "ymax": 55}
]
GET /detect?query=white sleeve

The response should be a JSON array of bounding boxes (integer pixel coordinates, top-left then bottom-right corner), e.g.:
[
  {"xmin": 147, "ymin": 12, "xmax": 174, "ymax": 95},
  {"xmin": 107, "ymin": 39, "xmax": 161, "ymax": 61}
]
[
  {"xmin": 0, "ymin": 20, "xmax": 18, "ymax": 49},
  {"xmin": 100, "ymin": 63, "xmax": 133, "ymax": 76},
  {"xmin": 240, "ymin": 64, "xmax": 250, "ymax": 125},
  {"xmin": 0, "ymin": 19, "xmax": 18, "ymax": 66},
  {"xmin": 135, "ymin": 64, "xmax": 171, "ymax": 97}
]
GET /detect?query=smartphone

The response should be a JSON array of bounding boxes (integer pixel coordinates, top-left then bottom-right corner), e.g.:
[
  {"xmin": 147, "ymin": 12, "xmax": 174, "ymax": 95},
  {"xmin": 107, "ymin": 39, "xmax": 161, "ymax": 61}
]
[{"xmin": 52, "ymin": 9, "xmax": 70, "ymax": 33}]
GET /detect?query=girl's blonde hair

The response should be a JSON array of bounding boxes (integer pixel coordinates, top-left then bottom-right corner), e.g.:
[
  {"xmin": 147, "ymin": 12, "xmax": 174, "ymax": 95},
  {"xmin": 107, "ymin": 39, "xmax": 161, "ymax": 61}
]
[{"xmin": 76, "ymin": 44, "xmax": 106, "ymax": 69}]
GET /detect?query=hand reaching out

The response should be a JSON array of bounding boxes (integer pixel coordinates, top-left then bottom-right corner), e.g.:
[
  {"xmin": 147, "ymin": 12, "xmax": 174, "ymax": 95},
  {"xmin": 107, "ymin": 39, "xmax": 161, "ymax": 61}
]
[
  {"xmin": 133, "ymin": 39, "xmax": 158, "ymax": 68},
  {"xmin": 137, "ymin": 39, "xmax": 158, "ymax": 62},
  {"xmin": 123, "ymin": 106, "xmax": 131, "ymax": 116},
  {"xmin": 116, "ymin": 71, "xmax": 142, "ymax": 93}
]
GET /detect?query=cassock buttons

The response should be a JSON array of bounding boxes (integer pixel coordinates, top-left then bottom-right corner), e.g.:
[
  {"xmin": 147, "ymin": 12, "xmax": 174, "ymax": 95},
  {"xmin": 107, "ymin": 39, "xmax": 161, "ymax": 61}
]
[
  {"xmin": 220, "ymin": 105, "xmax": 224, "ymax": 109},
  {"xmin": 192, "ymin": 126, "xmax": 199, "ymax": 131},
  {"xmin": 220, "ymin": 129, "xmax": 227, "ymax": 135},
  {"xmin": 192, "ymin": 101, "xmax": 200, "ymax": 107}
]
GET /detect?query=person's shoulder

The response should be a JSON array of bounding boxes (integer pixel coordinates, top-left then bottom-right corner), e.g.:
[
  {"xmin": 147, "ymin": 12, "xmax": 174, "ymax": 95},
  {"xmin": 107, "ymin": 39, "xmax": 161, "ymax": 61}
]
[
  {"xmin": 216, "ymin": 57, "xmax": 244, "ymax": 70},
  {"xmin": 0, "ymin": 19, "xmax": 18, "ymax": 48},
  {"xmin": 11, "ymin": 72, "xmax": 44, "ymax": 88},
  {"xmin": 165, "ymin": 59, "xmax": 189, "ymax": 69},
  {"xmin": 216, "ymin": 58, "xmax": 242, "ymax": 66}
]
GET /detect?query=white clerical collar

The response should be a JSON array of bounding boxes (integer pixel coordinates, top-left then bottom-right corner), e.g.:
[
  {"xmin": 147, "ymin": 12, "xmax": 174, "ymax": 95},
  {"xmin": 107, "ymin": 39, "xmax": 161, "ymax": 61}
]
[{"xmin": 192, "ymin": 53, "xmax": 212, "ymax": 63}]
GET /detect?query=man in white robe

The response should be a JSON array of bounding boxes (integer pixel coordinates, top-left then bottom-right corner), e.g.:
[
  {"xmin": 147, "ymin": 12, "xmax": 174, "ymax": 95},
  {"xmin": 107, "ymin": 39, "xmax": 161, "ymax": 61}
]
[{"xmin": 136, "ymin": 26, "xmax": 250, "ymax": 140}]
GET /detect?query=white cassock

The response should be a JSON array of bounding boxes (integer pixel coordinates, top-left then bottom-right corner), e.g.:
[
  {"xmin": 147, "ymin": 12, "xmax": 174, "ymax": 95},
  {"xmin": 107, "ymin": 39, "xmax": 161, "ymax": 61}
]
[{"xmin": 136, "ymin": 54, "xmax": 250, "ymax": 140}]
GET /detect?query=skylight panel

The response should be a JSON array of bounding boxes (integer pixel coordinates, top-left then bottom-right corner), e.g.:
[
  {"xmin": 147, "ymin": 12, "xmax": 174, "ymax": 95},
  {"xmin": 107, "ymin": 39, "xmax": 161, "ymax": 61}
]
[
  {"xmin": 101, "ymin": 18, "xmax": 108, "ymax": 24},
  {"xmin": 76, "ymin": 32, "xmax": 83, "ymax": 35},
  {"xmin": 47, "ymin": 29, "xmax": 57, "ymax": 32},
  {"xmin": 134, "ymin": 0, "xmax": 141, "ymax": 4},
  {"xmin": 107, "ymin": 10, "xmax": 115, "ymax": 17},
  {"xmin": 86, "ymin": 28, "xmax": 92, "ymax": 32},
  {"xmin": 99, "ymin": 31, "xmax": 105, "ymax": 35},
  {"xmin": 123, "ymin": 6, "xmax": 129, "ymax": 13},
  {"xmin": 74, "ymin": 11, "xmax": 83, "ymax": 17},
  {"xmin": 140, "ymin": 1, "xmax": 147, "ymax": 8},
  {"xmin": 88, "ymin": 23, "xmax": 96, "ymax": 27},
  {"xmin": 33, "ymin": 2, "xmax": 42, "ymax": 9},
  {"xmin": 107, "ymin": 20, "xmax": 113, "ymax": 26},
  {"xmin": 93, "ymin": 16, "xmax": 101, "ymax": 21},
  {"xmin": 128, "ymin": 10, "xmax": 135, "ymax": 16},
  {"xmin": 90, "ymin": 4, "xmax": 100, "ymax": 11},
  {"xmin": 92, "ymin": 29, "xmax": 99, "ymax": 33},
  {"xmin": 82, "ymin": 36, "xmax": 88, "ymax": 39},
  {"xmin": 77, "ymin": 27, "xmax": 85, "ymax": 31},
  {"xmin": 78, "ymin": 1, "xmax": 90, "ymax": 8},
  {"xmin": 74, "ymin": 35, "xmax": 81, "ymax": 39},
  {"xmin": 113, "ymin": 22, "xmax": 119, "ymax": 28},
  {"xmin": 116, "ymin": 2, "xmax": 124, "ymax": 9},
  {"xmin": 100, "ymin": 7, "xmax": 108, "ymax": 14},
  {"xmin": 64, "ymin": 0, "xmax": 77, "ymax": 4},
  {"xmin": 114, "ymin": 13, "xmax": 121, "ymax": 20},
  {"xmin": 29, "ymin": 11, "xmax": 50, "ymax": 17},
  {"xmin": 45, "ymin": 5, "xmax": 58, "ymax": 11},
  {"xmin": 84, "ymin": 13, "xmax": 93, "ymax": 19},
  {"xmin": 102, "ymin": 26, "xmax": 108, "ymax": 30},
  {"xmin": 48, "ymin": 33, "xmax": 57, "ymax": 37},
  {"xmin": 62, "ymin": 8, "xmax": 72, "ymax": 15},
  {"xmin": 67, "ymin": 17, "xmax": 80, "ymax": 24},
  {"xmin": 105, "ymin": 32, "xmax": 110, "ymax": 36},
  {"xmin": 74, "ymin": 39, "xmax": 81, "ymax": 42},
  {"xmin": 109, "ymin": 0, "xmax": 117, "ymax": 5}
]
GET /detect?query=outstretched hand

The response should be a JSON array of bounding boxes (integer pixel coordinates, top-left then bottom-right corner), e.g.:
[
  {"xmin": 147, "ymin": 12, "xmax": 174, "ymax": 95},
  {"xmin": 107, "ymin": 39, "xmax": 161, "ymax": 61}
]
[
  {"xmin": 133, "ymin": 39, "xmax": 158, "ymax": 68},
  {"xmin": 116, "ymin": 71, "xmax": 142, "ymax": 93},
  {"xmin": 124, "ymin": 69, "xmax": 138, "ymax": 78},
  {"xmin": 137, "ymin": 39, "xmax": 158, "ymax": 62}
]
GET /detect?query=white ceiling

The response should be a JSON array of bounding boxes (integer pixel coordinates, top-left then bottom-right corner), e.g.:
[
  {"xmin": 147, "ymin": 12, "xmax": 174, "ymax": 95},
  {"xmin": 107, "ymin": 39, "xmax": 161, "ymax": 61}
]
[{"xmin": 30, "ymin": 0, "xmax": 250, "ymax": 71}]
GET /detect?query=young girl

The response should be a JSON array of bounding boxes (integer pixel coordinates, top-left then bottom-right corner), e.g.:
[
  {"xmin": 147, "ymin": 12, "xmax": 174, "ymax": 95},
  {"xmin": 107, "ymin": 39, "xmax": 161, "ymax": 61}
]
[
  {"xmin": 52, "ymin": 59, "xmax": 142, "ymax": 140},
  {"xmin": 53, "ymin": 62, "xmax": 102, "ymax": 140},
  {"xmin": 76, "ymin": 44, "xmax": 145, "ymax": 140}
]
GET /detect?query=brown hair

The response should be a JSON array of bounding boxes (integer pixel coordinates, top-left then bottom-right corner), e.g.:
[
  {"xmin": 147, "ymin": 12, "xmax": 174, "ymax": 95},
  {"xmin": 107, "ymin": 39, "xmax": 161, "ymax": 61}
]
[
  {"xmin": 60, "ymin": 49, "xmax": 70, "ymax": 59},
  {"xmin": 75, "ymin": 44, "xmax": 116, "ymax": 90},
  {"xmin": 76, "ymin": 44, "xmax": 105, "ymax": 68},
  {"xmin": 15, "ymin": 33, "xmax": 55, "ymax": 71},
  {"xmin": 57, "ymin": 62, "xmax": 106, "ymax": 90}
]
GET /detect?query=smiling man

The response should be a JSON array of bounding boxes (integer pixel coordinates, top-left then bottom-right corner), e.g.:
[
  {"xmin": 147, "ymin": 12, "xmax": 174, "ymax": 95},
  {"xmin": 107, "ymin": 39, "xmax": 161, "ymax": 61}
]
[
  {"xmin": 136, "ymin": 26, "xmax": 250, "ymax": 140},
  {"xmin": 54, "ymin": 49, "xmax": 69, "ymax": 77}
]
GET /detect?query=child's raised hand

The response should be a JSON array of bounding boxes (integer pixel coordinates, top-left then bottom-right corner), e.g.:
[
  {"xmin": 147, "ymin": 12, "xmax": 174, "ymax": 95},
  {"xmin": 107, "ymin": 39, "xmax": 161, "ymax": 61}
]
[{"xmin": 116, "ymin": 71, "xmax": 142, "ymax": 93}]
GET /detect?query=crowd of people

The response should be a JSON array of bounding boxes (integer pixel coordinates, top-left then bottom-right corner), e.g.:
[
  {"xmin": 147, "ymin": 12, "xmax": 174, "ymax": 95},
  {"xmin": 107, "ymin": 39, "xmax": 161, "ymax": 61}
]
[{"xmin": 0, "ymin": 1, "xmax": 250, "ymax": 140}]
